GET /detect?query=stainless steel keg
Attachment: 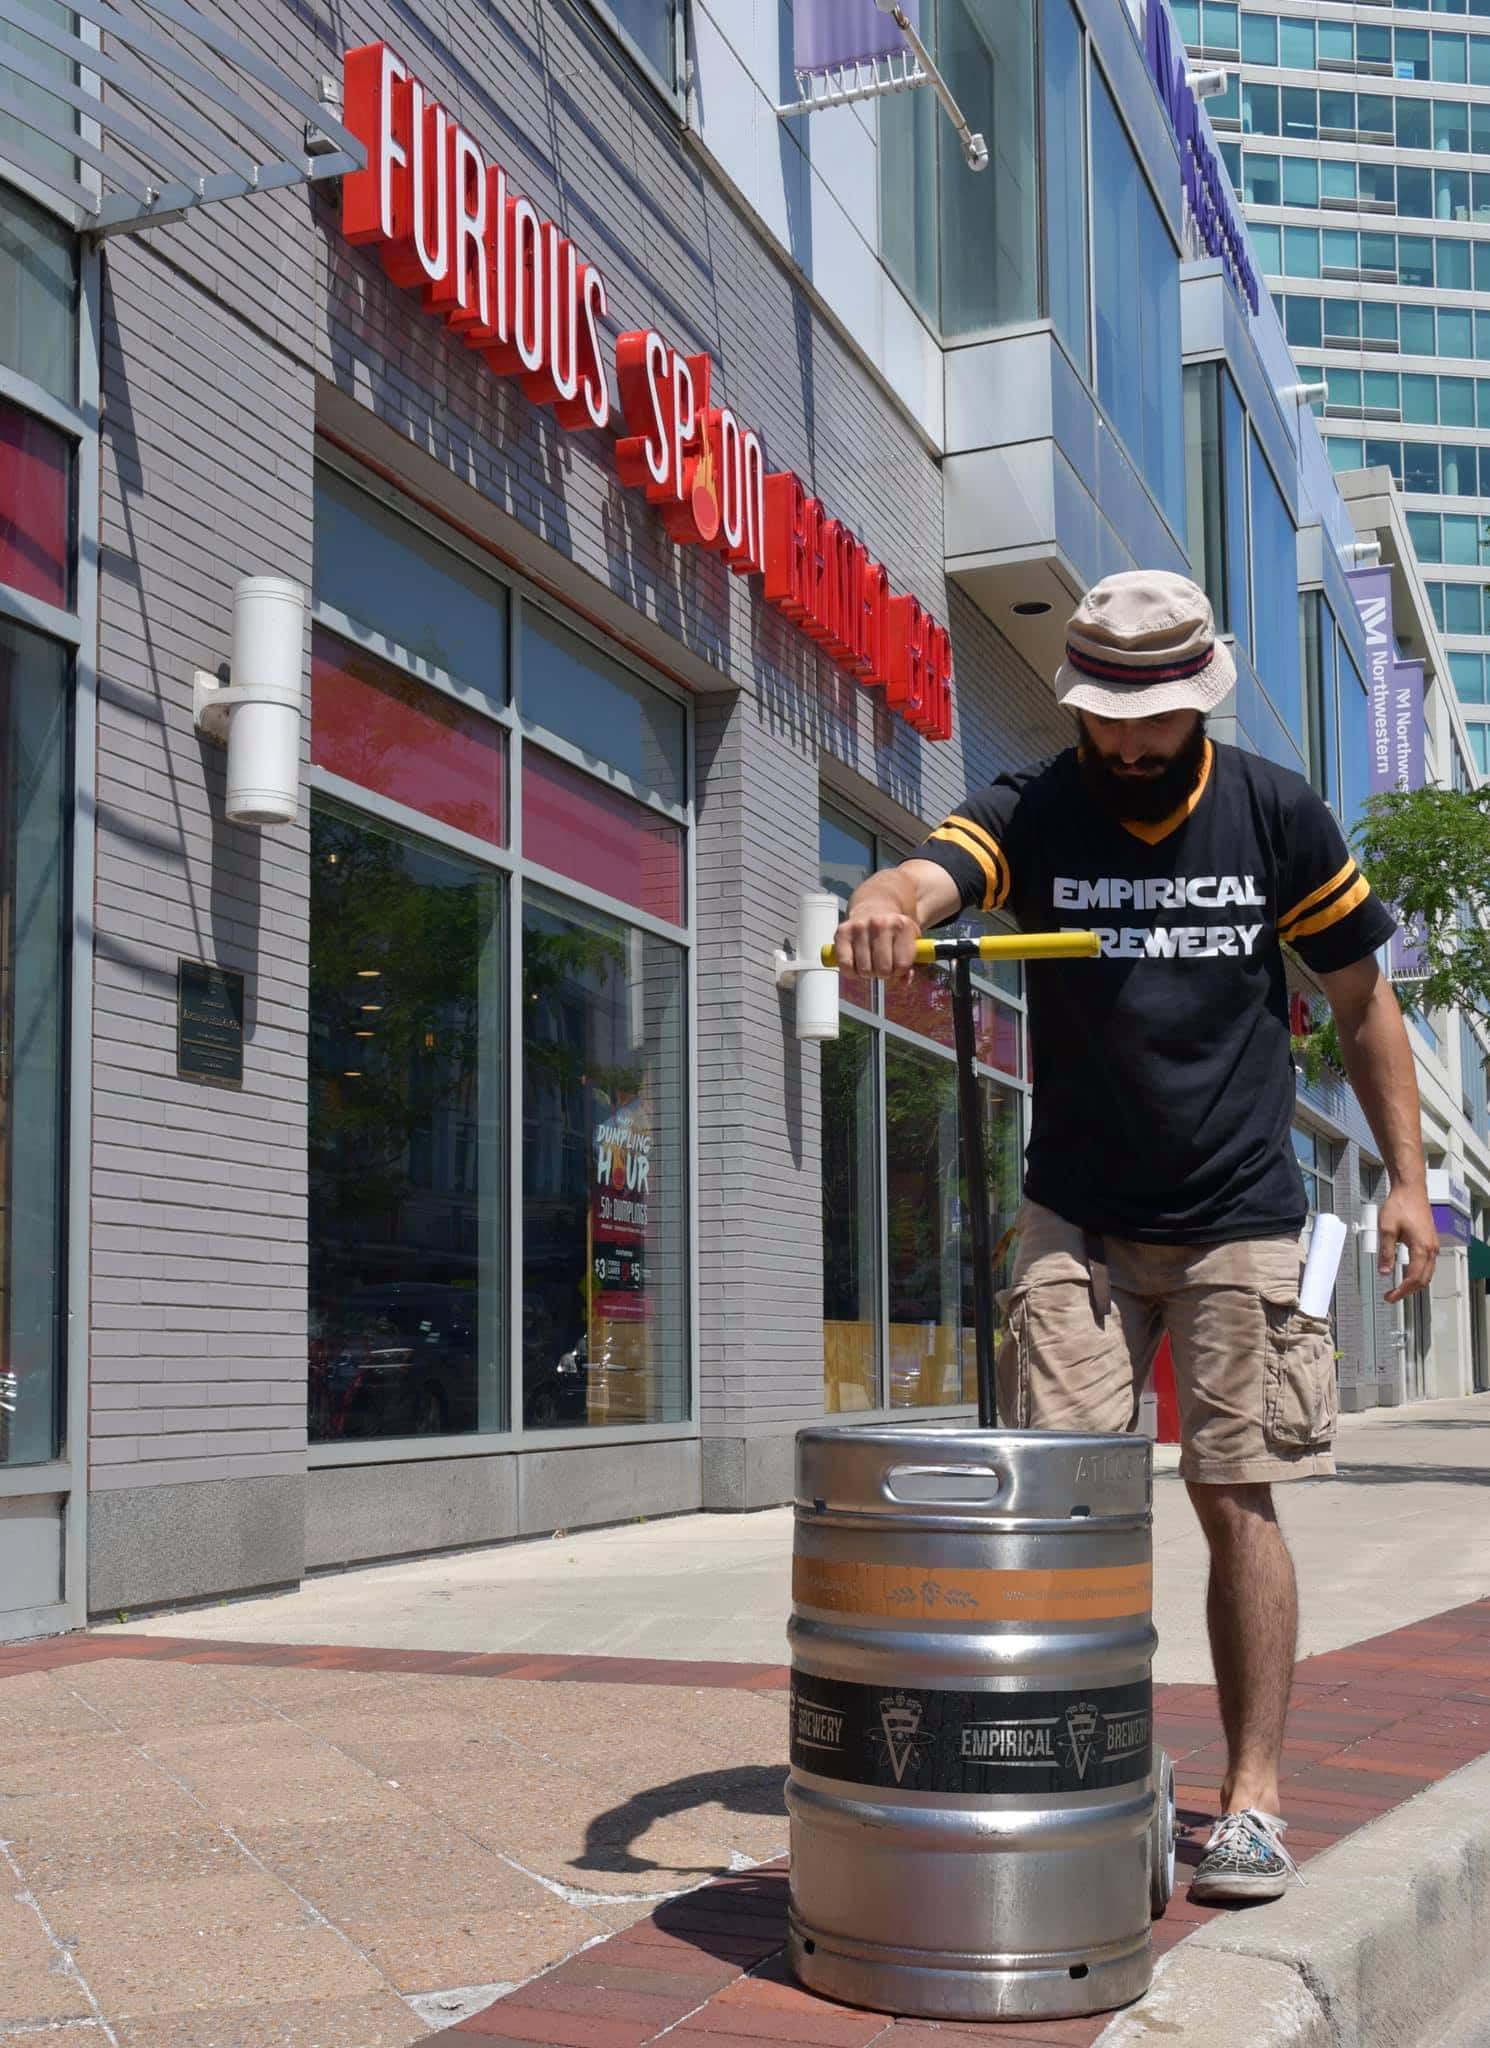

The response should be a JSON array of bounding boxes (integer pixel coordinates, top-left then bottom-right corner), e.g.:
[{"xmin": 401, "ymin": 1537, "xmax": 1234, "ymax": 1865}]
[{"xmin": 787, "ymin": 1425, "xmax": 1169, "ymax": 2023}]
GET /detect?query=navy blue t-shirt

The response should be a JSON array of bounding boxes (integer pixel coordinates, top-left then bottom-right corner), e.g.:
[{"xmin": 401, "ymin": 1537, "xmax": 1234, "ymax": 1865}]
[{"xmin": 913, "ymin": 740, "xmax": 1396, "ymax": 1244}]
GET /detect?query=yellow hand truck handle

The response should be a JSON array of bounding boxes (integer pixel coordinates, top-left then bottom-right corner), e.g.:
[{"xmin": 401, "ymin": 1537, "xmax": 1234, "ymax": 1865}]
[{"xmin": 819, "ymin": 931, "xmax": 1102, "ymax": 968}]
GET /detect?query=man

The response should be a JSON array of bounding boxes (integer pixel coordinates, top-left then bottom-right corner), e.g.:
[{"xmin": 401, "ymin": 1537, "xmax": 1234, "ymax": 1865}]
[{"xmin": 834, "ymin": 570, "xmax": 1437, "ymax": 1903}]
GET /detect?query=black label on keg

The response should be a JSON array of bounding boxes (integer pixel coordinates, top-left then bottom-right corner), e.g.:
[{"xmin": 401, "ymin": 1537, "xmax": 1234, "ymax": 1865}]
[{"xmin": 789, "ymin": 1676, "xmax": 1152, "ymax": 1795}]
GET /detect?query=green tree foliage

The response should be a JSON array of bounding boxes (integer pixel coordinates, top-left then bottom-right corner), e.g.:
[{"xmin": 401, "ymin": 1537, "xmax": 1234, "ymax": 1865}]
[{"xmin": 1292, "ymin": 785, "xmax": 1490, "ymax": 1078}]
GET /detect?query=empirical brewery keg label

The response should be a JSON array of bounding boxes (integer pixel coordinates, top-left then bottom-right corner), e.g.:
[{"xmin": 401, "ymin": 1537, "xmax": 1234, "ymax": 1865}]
[
  {"xmin": 792, "ymin": 1556, "xmax": 1151, "ymax": 1623},
  {"xmin": 789, "ymin": 1676, "xmax": 1152, "ymax": 1794}
]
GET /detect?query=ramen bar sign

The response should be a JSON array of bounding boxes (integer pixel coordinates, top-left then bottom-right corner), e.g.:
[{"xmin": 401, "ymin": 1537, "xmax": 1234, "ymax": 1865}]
[{"xmin": 341, "ymin": 43, "xmax": 953, "ymax": 739}]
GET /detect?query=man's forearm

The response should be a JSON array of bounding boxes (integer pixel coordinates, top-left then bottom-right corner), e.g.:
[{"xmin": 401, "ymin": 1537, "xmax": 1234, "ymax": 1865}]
[
  {"xmin": 846, "ymin": 870, "xmax": 920, "ymax": 921},
  {"xmin": 1333, "ymin": 983, "xmax": 1428, "ymax": 1191}
]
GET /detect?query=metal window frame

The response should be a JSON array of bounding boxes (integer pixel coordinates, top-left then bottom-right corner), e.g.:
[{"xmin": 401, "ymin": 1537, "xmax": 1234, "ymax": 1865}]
[
  {"xmin": 572, "ymin": 0, "xmax": 687, "ymax": 119},
  {"xmin": 303, "ymin": 501, "xmax": 698, "ymax": 1470}
]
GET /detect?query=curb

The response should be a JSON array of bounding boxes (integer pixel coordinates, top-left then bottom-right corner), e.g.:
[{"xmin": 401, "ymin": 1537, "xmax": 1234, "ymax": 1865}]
[{"xmin": 1095, "ymin": 1748, "xmax": 1490, "ymax": 2046}]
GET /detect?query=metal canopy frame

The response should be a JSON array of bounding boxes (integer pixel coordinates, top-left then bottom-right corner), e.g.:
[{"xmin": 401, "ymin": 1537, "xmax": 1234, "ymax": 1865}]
[
  {"xmin": 0, "ymin": 0, "xmax": 364, "ymax": 235},
  {"xmin": 776, "ymin": 2, "xmax": 988, "ymax": 173}
]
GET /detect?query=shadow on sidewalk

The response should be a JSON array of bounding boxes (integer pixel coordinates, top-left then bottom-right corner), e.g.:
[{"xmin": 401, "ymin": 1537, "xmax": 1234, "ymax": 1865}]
[
  {"xmin": 573, "ymin": 1764, "xmax": 788, "ymax": 1876},
  {"xmin": 1335, "ymin": 1461, "xmax": 1490, "ymax": 1485}
]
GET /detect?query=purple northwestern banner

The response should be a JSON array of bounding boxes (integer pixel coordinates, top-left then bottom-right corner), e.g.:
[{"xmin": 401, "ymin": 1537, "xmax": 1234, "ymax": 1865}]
[
  {"xmin": 794, "ymin": 0, "xmax": 918, "ymax": 72},
  {"xmin": 1433, "ymin": 1204, "xmax": 1472, "ymax": 1246},
  {"xmin": 1389, "ymin": 660, "xmax": 1426, "ymax": 795},
  {"xmin": 1388, "ymin": 659, "xmax": 1427, "ymax": 975},
  {"xmin": 1348, "ymin": 565, "xmax": 1395, "ymax": 795},
  {"xmin": 1144, "ymin": 1, "xmax": 1260, "ymax": 314}
]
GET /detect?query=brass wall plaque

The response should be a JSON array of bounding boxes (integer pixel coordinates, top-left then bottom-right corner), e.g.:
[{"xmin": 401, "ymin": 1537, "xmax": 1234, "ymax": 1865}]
[{"xmin": 177, "ymin": 960, "xmax": 245, "ymax": 1086}]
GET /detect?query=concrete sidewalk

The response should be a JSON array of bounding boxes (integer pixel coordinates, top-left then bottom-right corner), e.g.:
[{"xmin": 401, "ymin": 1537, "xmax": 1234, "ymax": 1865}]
[
  {"xmin": 99, "ymin": 1394, "xmax": 1490, "ymax": 1684},
  {"xmin": 5, "ymin": 1392, "xmax": 1483, "ymax": 2044},
  {"xmin": 4, "ymin": 1596, "xmax": 1490, "ymax": 2045}
]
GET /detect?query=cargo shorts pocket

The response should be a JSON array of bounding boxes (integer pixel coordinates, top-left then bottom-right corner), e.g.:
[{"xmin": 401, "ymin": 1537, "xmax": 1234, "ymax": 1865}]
[
  {"xmin": 995, "ymin": 1285, "xmax": 1030, "ymax": 1428},
  {"xmin": 1259, "ymin": 1281, "xmax": 1337, "ymax": 1451}
]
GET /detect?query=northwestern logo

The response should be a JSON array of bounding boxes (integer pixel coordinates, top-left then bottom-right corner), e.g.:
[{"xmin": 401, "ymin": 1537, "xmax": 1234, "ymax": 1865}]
[
  {"xmin": 1358, "ymin": 595, "xmax": 1388, "ymax": 646},
  {"xmin": 1145, "ymin": 2, "xmax": 1260, "ymax": 315}
]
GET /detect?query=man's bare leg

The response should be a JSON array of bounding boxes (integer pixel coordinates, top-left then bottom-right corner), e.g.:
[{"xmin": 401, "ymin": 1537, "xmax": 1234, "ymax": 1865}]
[{"xmin": 1184, "ymin": 1480, "xmax": 1298, "ymax": 1814}]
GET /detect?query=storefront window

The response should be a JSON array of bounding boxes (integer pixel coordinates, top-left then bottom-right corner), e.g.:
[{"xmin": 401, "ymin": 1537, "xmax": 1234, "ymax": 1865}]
[
  {"xmin": 818, "ymin": 805, "xmax": 1025, "ymax": 1413},
  {"xmin": 822, "ymin": 1020, "xmax": 880, "ymax": 1414},
  {"xmin": 522, "ymin": 888, "xmax": 687, "ymax": 1429},
  {"xmin": 520, "ymin": 605, "xmax": 685, "ymax": 806},
  {"xmin": 0, "ymin": 188, "xmax": 75, "ymax": 405},
  {"xmin": 0, "ymin": 398, "xmax": 71, "ymax": 611},
  {"xmin": 881, "ymin": 0, "xmax": 1039, "ymax": 337},
  {"xmin": 0, "ymin": 621, "xmax": 67, "ymax": 1469},
  {"xmin": 313, "ymin": 468, "xmax": 506, "ymax": 700},
  {"xmin": 311, "ymin": 629, "xmax": 507, "ymax": 847},
  {"xmin": 308, "ymin": 802, "xmax": 505, "ymax": 1445},
  {"xmin": 1092, "ymin": 71, "xmax": 1184, "ymax": 537},
  {"xmin": 310, "ymin": 468, "xmax": 693, "ymax": 1444},
  {"xmin": 523, "ymin": 746, "xmax": 684, "ymax": 926}
]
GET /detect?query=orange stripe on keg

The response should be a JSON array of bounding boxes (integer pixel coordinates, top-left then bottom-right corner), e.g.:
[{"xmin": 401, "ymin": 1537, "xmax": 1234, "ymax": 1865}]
[{"xmin": 792, "ymin": 1557, "xmax": 1153, "ymax": 1622}]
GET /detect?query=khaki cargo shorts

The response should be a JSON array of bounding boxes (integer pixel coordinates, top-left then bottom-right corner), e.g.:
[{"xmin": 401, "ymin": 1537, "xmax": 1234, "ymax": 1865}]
[{"xmin": 997, "ymin": 1201, "xmax": 1336, "ymax": 1484}]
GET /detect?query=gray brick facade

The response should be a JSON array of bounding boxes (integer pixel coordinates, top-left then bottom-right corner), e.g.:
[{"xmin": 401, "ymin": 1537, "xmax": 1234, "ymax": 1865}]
[
  {"xmin": 79, "ymin": 0, "xmax": 1070, "ymax": 1608},
  {"xmin": 68, "ymin": 0, "xmax": 1423, "ymax": 1619}
]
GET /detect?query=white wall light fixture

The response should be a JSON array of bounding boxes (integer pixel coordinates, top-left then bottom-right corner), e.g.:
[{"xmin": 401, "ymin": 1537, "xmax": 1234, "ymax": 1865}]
[
  {"xmin": 193, "ymin": 576, "xmax": 307, "ymax": 825},
  {"xmin": 774, "ymin": 892, "xmax": 841, "ymax": 1041}
]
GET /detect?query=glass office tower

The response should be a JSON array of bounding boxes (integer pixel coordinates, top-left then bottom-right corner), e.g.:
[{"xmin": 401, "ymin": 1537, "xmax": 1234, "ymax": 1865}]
[{"xmin": 1170, "ymin": 0, "xmax": 1490, "ymax": 782}]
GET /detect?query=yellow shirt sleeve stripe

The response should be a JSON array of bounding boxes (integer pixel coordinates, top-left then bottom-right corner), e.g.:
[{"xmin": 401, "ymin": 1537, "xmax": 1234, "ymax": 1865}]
[
  {"xmin": 1279, "ymin": 857, "xmax": 1355, "ymax": 935},
  {"xmin": 929, "ymin": 825, "xmax": 1001, "ymax": 911},
  {"xmin": 1282, "ymin": 873, "xmax": 1371, "ymax": 942},
  {"xmin": 943, "ymin": 815, "xmax": 1011, "ymax": 906}
]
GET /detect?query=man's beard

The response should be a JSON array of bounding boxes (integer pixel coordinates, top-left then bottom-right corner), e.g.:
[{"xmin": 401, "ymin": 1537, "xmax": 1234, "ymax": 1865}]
[{"xmin": 1077, "ymin": 716, "xmax": 1209, "ymax": 825}]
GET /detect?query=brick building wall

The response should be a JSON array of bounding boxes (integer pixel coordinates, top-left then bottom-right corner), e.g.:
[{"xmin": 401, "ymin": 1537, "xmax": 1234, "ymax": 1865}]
[{"xmin": 78, "ymin": 0, "xmax": 1069, "ymax": 1604}]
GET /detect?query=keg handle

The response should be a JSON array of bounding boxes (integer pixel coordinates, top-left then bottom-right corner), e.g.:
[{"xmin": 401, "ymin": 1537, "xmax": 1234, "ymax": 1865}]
[{"xmin": 883, "ymin": 1462, "xmax": 1003, "ymax": 1506}]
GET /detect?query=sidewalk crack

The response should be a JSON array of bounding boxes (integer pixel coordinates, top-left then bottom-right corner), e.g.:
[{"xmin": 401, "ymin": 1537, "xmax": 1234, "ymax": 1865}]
[{"xmin": 0, "ymin": 1839, "xmax": 120, "ymax": 2046}]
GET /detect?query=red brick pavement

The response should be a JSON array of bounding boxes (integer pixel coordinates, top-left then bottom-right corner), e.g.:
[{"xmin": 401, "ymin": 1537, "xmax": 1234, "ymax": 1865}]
[{"xmin": 7, "ymin": 1600, "xmax": 1490, "ymax": 2043}]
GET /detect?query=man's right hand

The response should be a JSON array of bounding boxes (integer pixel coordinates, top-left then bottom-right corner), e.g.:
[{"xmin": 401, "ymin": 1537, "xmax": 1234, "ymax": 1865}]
[
  {"xmin": 836, "ymin": 859, "xmax": 963, "ymax": 979},
  {"xmin": 833, "ymin": 903, "xmax": 923, "ymax": 979}
]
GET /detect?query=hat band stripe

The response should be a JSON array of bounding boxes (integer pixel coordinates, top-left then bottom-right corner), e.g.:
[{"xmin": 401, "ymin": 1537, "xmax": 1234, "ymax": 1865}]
[{"xmin": 1066, "ymin": 642, "xmax": 1215, "ymax": 684}]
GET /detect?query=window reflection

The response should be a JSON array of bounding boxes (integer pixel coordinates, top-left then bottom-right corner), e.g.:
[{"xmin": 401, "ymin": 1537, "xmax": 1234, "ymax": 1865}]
[
  {"xmin": 0, "ymin": 621, "xmax": 67, "ymax": 1468},
  {"xmin": 822, "ymin": 1021, "xmax": 879, "ymax": 1414},
  {"xmin": 880, "ymin": 0, "xmax": 1038, "ymax": 336},
  {"xmin": 884, "ymin": 1045, "xmax": 1022, "ymax": 1410},
  {"xmin": 308, "ymin": 802, "xmax": 505, "ymax": 1443},
  {"xmin": 521, "ymin": 888, "xmax": 687, "ymax": 1429}
]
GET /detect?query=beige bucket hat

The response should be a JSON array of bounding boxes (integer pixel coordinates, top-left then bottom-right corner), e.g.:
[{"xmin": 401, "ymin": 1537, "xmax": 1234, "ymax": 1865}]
[{"xmin": 1054, "ymin": 569, "xmax": 1237, "ymax": 719}]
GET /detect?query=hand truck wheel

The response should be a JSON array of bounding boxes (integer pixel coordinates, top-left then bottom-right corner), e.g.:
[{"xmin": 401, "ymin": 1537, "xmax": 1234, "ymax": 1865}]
[{"xmin": 1150, "ymin": 1746, "xmax": 1176, "ymax": 1917}]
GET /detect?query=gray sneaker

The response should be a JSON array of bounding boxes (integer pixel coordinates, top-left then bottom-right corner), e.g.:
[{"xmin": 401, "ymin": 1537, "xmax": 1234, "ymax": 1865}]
[{"xmin": 1189, "ymin": 1808, "xmax": 1301, "ymax": 1903}]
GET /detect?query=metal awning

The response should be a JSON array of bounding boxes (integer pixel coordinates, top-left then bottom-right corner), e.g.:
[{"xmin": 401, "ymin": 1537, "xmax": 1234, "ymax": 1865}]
[{"xmin": 0, "ymin": 0, "xmax": 363, "ymax": 236}]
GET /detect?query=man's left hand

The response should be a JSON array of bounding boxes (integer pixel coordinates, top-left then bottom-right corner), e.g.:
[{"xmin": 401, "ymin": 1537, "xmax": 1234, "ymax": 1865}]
[{"xmin": 1377, "ymin": 1184, "xmax": 1438, "ymax": 1303}]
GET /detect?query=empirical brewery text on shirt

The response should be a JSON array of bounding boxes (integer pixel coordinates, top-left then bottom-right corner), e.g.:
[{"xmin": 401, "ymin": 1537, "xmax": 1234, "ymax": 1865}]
[{"xmin": 1052, "ymin": 875, "xmax": 1267, "ymax": 910}]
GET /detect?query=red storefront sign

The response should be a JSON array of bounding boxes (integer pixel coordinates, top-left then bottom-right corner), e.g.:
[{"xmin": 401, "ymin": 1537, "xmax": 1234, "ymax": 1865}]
[{"xmin": 341, "ymin": 41, "xmax": 953, "ymax": 740}]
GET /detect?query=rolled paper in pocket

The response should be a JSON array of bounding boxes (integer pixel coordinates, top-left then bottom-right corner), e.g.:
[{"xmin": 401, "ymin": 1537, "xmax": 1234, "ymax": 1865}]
[{"xmin": 1299, "ymin": 1212, "xmax": 1349, "ymax": 1318}]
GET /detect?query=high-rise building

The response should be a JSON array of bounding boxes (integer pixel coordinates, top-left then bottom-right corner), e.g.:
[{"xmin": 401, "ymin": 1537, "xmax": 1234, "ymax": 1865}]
[{"xmin": 1169, "ymin": 0, "xmax": 1490, "ymax": 782}]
